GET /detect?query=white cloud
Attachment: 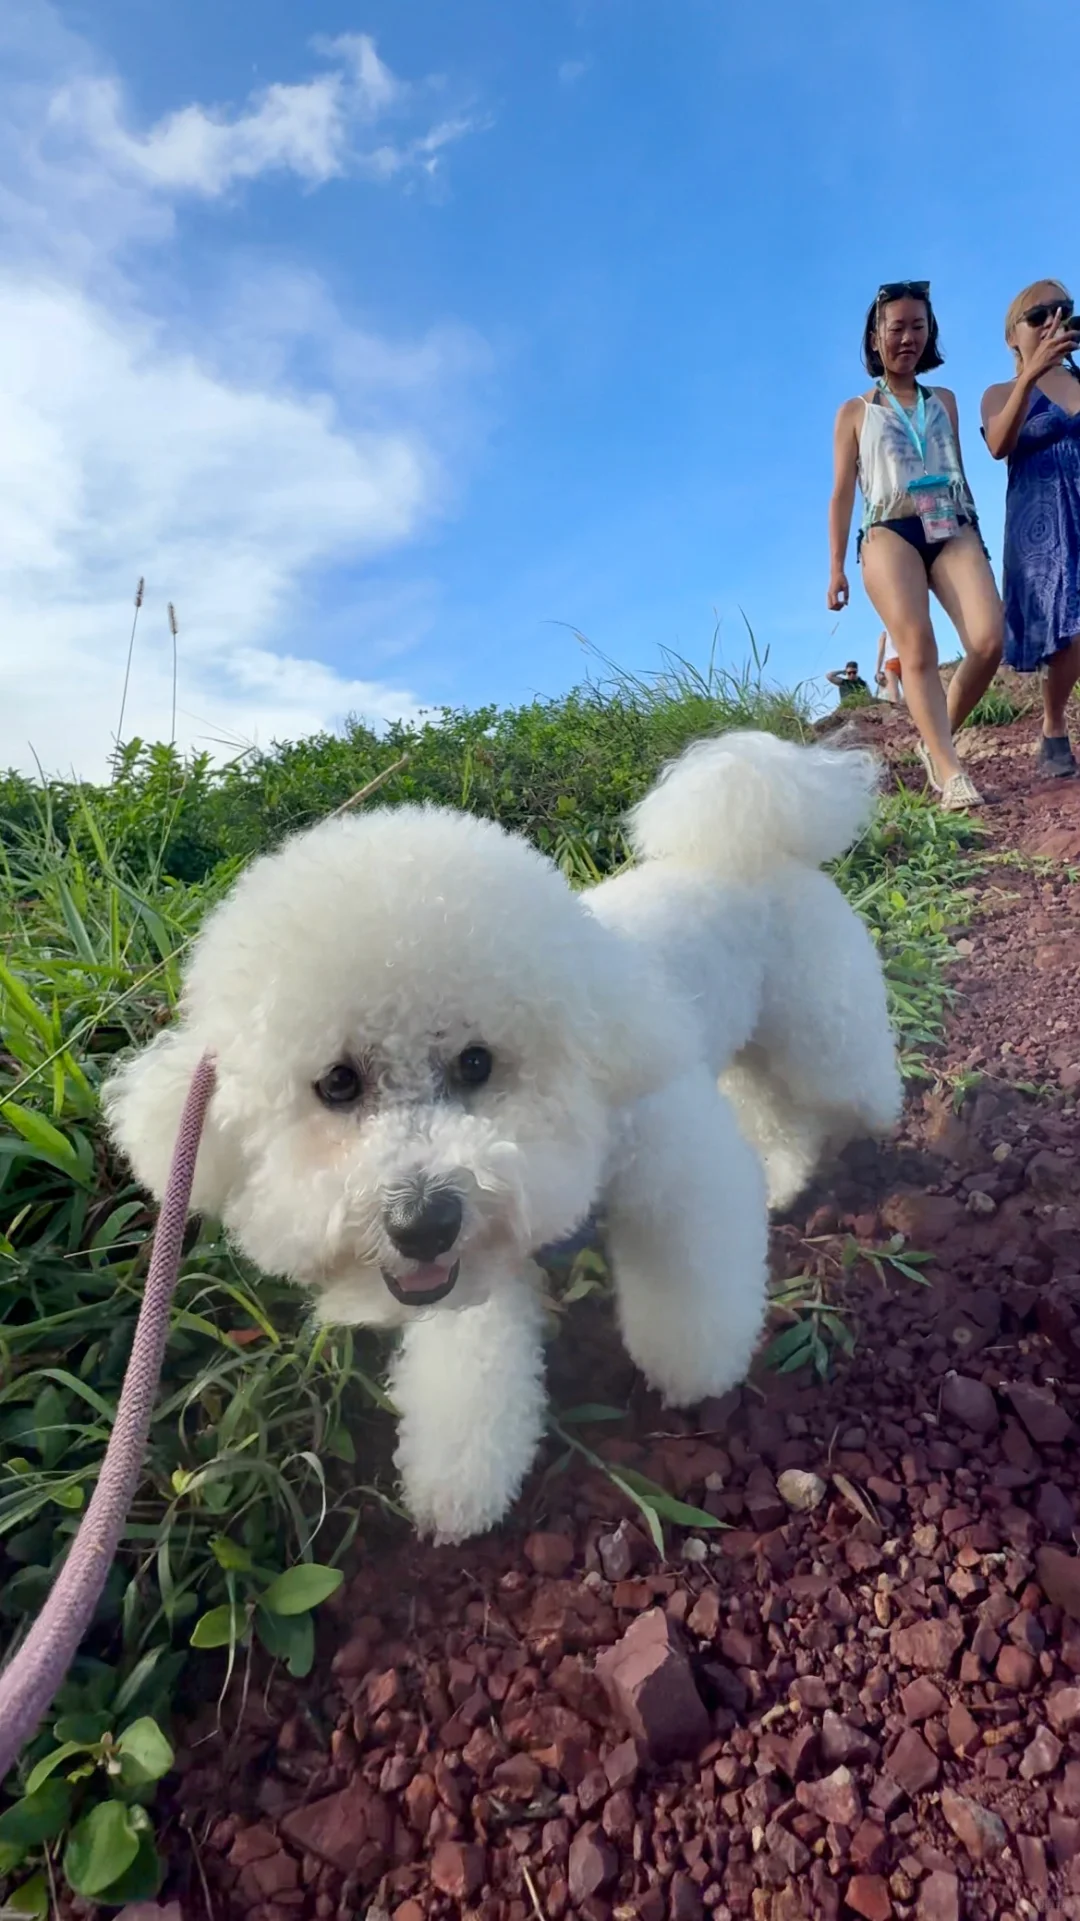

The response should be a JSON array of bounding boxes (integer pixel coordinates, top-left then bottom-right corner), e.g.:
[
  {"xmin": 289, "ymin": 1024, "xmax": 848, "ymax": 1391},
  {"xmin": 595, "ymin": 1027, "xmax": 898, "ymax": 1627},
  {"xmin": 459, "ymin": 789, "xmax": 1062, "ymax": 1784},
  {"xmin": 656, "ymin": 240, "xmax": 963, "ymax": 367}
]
[
  {"xmin": 47, "ymin": 32, "xmax": 478, "ymax": 198},
  {"xmin": 558, "ymin": 60, "xmax": 590, "ymax": 86},
  {"xmin": 0, "ymin": 8, "xmax": 489, "ymax": 779}
]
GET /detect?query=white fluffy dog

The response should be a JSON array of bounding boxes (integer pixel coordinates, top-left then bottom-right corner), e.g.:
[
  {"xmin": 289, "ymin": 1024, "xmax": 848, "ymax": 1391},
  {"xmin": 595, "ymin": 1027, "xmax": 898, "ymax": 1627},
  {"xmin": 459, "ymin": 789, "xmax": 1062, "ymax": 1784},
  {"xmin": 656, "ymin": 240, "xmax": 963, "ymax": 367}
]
[{"xmin": 104, "ymin": 731, "xmax": 900, "ymax": 1543}]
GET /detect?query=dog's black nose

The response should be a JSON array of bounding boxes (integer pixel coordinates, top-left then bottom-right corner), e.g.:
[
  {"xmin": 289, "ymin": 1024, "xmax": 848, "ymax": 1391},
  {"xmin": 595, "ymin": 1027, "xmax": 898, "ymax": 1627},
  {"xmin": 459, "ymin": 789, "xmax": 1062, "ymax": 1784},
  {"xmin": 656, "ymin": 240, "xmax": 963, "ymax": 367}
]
[{"xmin": 383, "ymin": 1184, "xmax": 463, "ymax": 1263}]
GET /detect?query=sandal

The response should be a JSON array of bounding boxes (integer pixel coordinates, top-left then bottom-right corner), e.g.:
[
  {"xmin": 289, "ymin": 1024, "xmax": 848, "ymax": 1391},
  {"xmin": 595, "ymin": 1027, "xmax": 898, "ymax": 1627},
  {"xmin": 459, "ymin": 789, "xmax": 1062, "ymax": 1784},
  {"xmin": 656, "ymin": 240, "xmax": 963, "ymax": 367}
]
[
  {"xmin": 915, "ymin": 741, "xmax": 942, "ymax": 793},
  {"xmin": 940, "ymin": 770, "xmax": 984, "ymax": 813}
]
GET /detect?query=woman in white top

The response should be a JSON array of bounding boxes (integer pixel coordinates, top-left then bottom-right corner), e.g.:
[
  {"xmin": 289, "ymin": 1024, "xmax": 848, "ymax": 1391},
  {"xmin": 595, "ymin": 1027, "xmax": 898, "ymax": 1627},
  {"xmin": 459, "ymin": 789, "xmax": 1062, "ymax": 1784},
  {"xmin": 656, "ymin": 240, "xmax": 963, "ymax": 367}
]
[{"xmin": 828, "ymin": 281, "xmax": 1003, "ymax": 811}]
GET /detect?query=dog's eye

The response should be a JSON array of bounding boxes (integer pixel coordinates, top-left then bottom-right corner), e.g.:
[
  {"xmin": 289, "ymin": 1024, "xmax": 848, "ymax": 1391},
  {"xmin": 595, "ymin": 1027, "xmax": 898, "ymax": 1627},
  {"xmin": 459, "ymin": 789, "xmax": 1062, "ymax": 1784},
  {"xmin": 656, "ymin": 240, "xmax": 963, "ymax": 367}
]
[
  {"xmin": 454, "ymin": 1044, "xmax": 493, "ymax": 1088},
  {"xmin": 314, "ymin": 1062, "xmax": 364, "ymax": 1108}
]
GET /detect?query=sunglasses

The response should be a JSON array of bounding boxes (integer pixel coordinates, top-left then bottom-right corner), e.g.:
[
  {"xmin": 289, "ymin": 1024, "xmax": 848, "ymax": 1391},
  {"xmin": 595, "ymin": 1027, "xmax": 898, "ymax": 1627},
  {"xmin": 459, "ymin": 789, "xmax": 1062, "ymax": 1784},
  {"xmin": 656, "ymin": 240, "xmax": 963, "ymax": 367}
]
[
  {"xmin": 1019, "ymin": 299, "xmax": 1075, "ymax": 329},
  {"xmin": 877, "ymin": 280, "xmax": 930, "ymax": 304}
]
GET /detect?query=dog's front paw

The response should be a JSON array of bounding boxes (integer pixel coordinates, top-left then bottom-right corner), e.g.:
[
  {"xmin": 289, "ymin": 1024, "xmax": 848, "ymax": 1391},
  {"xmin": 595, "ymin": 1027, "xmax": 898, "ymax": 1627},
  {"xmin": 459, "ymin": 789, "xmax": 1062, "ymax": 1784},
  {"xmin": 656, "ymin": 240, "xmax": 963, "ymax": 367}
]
[{"xmin": 395, "ymin": 1437, "xmax": 528, "ymax": 1546}]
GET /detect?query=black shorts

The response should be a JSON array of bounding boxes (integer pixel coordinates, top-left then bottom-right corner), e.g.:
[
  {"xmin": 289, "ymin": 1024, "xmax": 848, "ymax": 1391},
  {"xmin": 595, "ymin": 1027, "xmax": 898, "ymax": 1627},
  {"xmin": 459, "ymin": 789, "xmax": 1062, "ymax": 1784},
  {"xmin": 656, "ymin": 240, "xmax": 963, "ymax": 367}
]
[{"xmin": 858, "ymin": 514, "xmax": 974, "ymax": 577}]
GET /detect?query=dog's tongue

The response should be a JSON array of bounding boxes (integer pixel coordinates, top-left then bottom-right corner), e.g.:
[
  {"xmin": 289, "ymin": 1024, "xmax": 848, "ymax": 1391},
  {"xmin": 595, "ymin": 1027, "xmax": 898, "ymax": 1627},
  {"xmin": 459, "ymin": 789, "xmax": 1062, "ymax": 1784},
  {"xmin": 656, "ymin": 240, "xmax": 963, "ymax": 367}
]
[{"xmin": 395, "ymin": 1264, "xmax": 450, "ymax": 1296}]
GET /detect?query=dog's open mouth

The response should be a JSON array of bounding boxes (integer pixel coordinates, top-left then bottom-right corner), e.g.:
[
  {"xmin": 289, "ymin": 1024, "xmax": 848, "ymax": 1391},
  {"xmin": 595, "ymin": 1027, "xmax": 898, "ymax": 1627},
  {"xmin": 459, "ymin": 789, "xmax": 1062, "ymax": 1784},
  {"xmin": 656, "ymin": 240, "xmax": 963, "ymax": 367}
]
[{"xmin": 381, "ymin": 1260, "xmax": 460, "ymax": 1307}]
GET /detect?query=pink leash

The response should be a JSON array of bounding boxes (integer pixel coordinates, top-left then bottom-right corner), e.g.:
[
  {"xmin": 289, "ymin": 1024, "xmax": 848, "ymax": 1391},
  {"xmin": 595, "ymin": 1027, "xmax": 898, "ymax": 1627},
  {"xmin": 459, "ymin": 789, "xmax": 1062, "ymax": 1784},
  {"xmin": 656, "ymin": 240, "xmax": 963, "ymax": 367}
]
[{"xmin": 0, "ymin": 1055, "xmax": 216, "ymax": 1785}]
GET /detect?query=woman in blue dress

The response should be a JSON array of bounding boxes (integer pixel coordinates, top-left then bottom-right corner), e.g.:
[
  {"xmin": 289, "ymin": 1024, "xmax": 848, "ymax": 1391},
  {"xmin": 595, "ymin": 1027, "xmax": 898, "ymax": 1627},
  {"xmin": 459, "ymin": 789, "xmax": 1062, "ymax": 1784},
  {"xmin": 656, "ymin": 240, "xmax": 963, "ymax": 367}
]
[{"xmin": 982, "ymin": 279, "xmax": 1080, "ymax": 777}]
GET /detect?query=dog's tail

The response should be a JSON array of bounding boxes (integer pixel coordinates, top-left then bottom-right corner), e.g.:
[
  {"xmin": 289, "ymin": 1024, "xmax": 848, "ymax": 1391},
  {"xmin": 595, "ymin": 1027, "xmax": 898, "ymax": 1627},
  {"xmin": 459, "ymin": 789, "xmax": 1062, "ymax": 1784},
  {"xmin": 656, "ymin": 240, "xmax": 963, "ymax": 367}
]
[{"xmin": 627, "ymin": 729, "xmax": 879, "ymax": 879}]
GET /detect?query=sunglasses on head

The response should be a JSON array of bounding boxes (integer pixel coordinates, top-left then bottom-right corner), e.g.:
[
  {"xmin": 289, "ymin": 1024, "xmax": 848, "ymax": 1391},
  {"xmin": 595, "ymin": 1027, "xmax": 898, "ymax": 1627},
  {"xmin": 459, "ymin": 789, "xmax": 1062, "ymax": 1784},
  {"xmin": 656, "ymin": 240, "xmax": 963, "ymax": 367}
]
[
  {"xmin": 1020, "ymin": 298, "xmax": 1075, "ymax": 328},
  {"xmin": 877, "ymin": 280, "xmax": 930, "ymax": 304}
]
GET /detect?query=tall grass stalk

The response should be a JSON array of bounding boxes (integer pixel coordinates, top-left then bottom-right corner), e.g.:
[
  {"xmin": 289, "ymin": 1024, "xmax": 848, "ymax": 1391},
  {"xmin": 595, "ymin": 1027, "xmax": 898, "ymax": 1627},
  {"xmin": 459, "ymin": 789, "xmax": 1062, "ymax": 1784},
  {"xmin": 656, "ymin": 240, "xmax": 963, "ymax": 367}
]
[{"xmin": 112, "ymin": 578, "xmax": 145, "ymax": 782}]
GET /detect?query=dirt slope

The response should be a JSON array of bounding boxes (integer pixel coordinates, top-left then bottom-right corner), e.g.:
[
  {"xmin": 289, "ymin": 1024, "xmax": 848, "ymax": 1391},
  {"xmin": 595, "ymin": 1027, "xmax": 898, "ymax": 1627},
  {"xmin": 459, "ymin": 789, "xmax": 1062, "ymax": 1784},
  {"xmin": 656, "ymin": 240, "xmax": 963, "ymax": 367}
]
[{"xmin": 166, "ymin": 709, "xmax": 1080, "ymax": 1921}]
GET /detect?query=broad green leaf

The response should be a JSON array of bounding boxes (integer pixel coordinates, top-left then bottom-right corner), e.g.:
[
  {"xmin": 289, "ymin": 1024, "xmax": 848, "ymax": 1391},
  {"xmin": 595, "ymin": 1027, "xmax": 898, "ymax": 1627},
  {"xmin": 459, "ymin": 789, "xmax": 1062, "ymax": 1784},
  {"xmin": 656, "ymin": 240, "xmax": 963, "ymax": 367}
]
[
  {"xmin": 97, "ymin": 1825, "xmax": 163, "ymax": 1905},
  {"xmin": 189, "ymin": 1605, "xmax": 246, "ymax": 1649},
  {"xmin": 54, "ymin": 1712, "xmax": 112, "ymax": 1745},
  {"xmin": 210, "ymin": 1533, "xmax": 254, "ymax": 1573},
  {"xmin": 259, "ymin": 1564, "xmax": 343, "ymax": 1616},
  {"xmin": 0, "ymin": 1780, "xmax": 73, "ymax": 1848},
  {"xmin": 255, "ymin": 1605, "xmax": 315, "ymax": 1678},
  {"xmin": 116, "ymin": 1717, "xmax": 174, "ymax": 1788},
  {"xmin": 63, "ymin": 1800, "xmax": 140, "ymax": 1898},
  {"xmin": 24, "ymin": 1739, "xmax": 95, "ymax": 1796},
  {"xmin": 3, "ymin": 1871, "xmax": 48, "ymax": 1916}
]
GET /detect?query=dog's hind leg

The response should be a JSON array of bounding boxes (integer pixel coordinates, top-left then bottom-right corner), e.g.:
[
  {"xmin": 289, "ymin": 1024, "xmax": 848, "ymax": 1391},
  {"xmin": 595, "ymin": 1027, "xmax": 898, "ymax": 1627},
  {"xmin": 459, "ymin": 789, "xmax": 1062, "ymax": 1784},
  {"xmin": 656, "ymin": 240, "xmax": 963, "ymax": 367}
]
[
  {"xmin": 391, "ymin": 1271, "xmax": 548, "ymax": 1544},
  {"xmin": 720, "ymin": 1049, "xmax": 832, "ymax": 1213},
  {"xmin": 605, "ymin": 1068, "xmax": 768, "ymax": 1408}
]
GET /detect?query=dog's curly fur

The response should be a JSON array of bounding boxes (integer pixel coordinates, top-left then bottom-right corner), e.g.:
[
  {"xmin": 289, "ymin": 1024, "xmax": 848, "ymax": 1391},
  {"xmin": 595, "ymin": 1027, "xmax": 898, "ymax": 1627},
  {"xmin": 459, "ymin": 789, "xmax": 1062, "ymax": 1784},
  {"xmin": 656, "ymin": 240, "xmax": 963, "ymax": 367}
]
[{"xmin": 104, "ymin": 731, "xmax": 900, "ymax": 1543}]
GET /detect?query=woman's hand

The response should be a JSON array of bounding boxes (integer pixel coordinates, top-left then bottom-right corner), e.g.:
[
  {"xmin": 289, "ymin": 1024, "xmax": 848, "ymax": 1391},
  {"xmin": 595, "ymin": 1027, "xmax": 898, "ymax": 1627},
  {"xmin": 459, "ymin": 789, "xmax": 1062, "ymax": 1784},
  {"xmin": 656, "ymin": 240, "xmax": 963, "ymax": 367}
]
[
  {"xmin": 827, "ymin": 569, "xmax": 849, "ymax": 612},
  {"xmin": 1018, "ymin": 315, "xmax": 1076, "ymax": 382}
]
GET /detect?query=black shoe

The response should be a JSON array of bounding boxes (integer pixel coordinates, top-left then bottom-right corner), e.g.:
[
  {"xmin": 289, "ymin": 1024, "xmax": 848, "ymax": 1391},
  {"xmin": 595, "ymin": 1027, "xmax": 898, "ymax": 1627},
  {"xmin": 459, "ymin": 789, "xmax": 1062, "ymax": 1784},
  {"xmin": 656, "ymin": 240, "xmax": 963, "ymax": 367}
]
[{"xmin": 1037, "ymin": 734, "xmax": 1078, "ymax": 778}]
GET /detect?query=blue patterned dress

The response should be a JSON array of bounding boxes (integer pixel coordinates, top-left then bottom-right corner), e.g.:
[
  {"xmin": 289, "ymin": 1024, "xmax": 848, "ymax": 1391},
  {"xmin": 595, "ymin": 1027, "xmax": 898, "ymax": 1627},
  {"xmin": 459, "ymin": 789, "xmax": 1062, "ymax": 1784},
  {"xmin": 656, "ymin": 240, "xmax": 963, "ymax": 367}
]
[{"xmin": 1002, "ymin": 385, "xmax": 1080, "ymax": 672}]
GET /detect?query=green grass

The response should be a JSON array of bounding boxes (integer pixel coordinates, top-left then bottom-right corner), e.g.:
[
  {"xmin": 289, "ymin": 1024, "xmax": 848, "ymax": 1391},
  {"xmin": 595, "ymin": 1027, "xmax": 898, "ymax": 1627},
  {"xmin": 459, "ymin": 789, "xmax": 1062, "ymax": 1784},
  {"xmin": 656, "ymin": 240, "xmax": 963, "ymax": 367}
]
[{"xmin": 0, "ymin": 654, "xmax": 982, "ymax": 1907}]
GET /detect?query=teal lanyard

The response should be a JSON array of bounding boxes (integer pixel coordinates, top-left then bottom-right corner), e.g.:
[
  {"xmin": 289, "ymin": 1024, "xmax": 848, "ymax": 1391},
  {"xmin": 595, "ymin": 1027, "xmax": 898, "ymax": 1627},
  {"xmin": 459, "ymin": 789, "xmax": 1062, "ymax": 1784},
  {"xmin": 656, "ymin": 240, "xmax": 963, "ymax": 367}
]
[{"xmin": 879, "ymin": 379, "xmax": 928, "ymax": 468}]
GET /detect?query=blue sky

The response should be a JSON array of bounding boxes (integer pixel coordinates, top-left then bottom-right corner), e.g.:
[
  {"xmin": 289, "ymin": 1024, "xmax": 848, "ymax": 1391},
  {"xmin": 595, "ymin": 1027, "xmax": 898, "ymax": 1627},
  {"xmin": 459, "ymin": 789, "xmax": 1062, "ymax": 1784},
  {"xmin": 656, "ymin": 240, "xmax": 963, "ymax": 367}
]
[{"xmin": 2, "ymin": 0, "xmax": 1077, "ymax": 774}]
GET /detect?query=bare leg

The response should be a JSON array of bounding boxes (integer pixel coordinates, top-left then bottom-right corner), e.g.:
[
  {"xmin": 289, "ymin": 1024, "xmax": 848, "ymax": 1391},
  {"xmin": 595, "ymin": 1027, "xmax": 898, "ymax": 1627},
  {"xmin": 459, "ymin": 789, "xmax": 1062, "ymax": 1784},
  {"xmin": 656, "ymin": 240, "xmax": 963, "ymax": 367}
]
[
  {"xmin": 1043, "ymin": 637, "xmax": 1080, "ymax": 736},
  {"xmin": 929, "ymin": 528, "xmax": 1004, "ymax": 732},
  {"xmin": 861, "ymin": 529, "xmax": 962, "ymax": 783},
  {"xmin": 884, "ymin": 668, "xmax": 903, "ymax": 705}
]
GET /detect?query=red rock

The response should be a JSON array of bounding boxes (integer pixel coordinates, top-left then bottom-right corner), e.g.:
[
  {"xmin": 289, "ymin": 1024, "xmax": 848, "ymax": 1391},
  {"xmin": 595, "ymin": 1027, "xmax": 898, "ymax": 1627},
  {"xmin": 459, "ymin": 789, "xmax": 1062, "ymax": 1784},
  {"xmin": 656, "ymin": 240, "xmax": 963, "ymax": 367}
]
[
  {"xmin": 367, "ymin": 1667, "xmax": 404, "ymax": 1715},
  {"xmin": 281, "ymin": 1781, "xmax": 391, "ymax": 1881},
  {"xmin": 845, "ymin": 1875, "xmax": 892, "ymax": 1921},
  {"xmin": 888, "ymin": 1728, "xmax": 938, "ymax": 1796},
  {"xmin": 1051, "ymin": 1813, "xmax": 1080, "ymax": 1865},
  {"xmin": 850, "ymin": 1823, "xmax": 889, "ymax": 1875},
  {"xmin": 821, "ymin": 1710, "xmax": 876, "ymax": 1767},
  {"xmin": 1026, "ymin": 1149, "xmax": 1077, "ymax": 1199},
  {"xmin": 524, "ymin": 1532, "xmax": 575, "ymax": 1577},
  {"xmin": 228, "ymin": 1826, "xmax": 281, "ymax": 1868},
  {"xmin": 880, "ymin": 1193, "xmax": 963, "ymax": 1243},
  {"xmin": 1017, "ymin": 1833, "xmax": 1049, "ymax": 1892},
  {"xmin": 595, "ymin": 1607, "xmax": 710, "ymax": 1763},
  {"xmin": 900, "ymin": 1679, "xmax": 946, "ymax": 1724},
  {"xmin": 946, "ymin": 1704, "xmax": 980, "ymax": 1755},
  {"xmin": 763, "ymin": 1819, "xmax": 810, "ymax": 1879},
  {"xmin": 917, "ymin": 1872, "xmax": 960, "ymax": 1921},
  {"xmin": 940, "ymin": 1788, "xmax": 1006, "ymax": 1861},
  {"xmin": 686, "ymin": 1588, "xmax": 722, "ymax": 1639},
  {"xmin": 430, "ymin": 1841, "xmax": 486, "ymax": 1901},
  {"xmin": 568, "ymin": 1825, "xmax": 618, "ymax": 1902},
  {"xmin": 940, "ymin": 1374, "xmax": 998, "ymax": 1434},
  {"xmin": 492, "ymin": 1753, "xmax": 542, "ymax": 1801},
  {"xmin": 669, "ymin": 1871, "xmax": 704, "ymax": 1921},
  {"xmin": 1037, "ymin": 1545, "xmax": 1080, "ymax": 1620},
  {"xmin": 604, "ymin": 1738, "xmax": 641, "ymax": 1790},
  {"xmin": 1059, "ymin": 1762, "xmax": 1080, "ymax": 1815},
  {"xmin": 996, "ymin": 1643, "xmax": 1037, "ymax": 1689},
  {"xmin": 1020, "ymin": 1725, "xmax": 1064, "ymax": 1780},
  {"xmin": 1006, "ymin": 1383, "xmax": 1074, "ymax": 1446},
  {"xmin": 795, "ymin": 1765, "xmax": 863, "ymax": 1828},
  {"xmin": 602, "ymin": 1787, "xmax": 635, "ymax": 1846},
  {"xmin": 890, "ymin": 1618, "xmax": 964, "ymax": 1674},
  {"xmin": 239, "ymin": 1851, "xmax": 299, "ymax": 1900},
  {"xmin": 869, "ymin": 1774, "xmax": 904, "ymax": 1818},
  {"xmin": 402, "ymin": 1772, "xmax": 438, "ymax": 1835},
  {"xmin": 331, "ymin": 1632, "xmax": 374, "ymax": 1679},
  {"xmin": 1049, "ymin": 1687, "xmax": 1080, "ymax": 1733},
  {"xmin": 1037, "ymin": 1481, "xmax": 1076, "ymax": 1539}
]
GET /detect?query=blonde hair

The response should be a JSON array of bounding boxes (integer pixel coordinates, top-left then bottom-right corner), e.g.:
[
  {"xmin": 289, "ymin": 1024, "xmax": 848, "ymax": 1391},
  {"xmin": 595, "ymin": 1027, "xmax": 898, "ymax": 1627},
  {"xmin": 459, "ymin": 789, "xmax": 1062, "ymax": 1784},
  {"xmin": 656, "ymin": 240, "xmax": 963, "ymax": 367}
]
[{"xmin": 1005, "ymin": 279, "xmax": 1072, "ymax": 352}]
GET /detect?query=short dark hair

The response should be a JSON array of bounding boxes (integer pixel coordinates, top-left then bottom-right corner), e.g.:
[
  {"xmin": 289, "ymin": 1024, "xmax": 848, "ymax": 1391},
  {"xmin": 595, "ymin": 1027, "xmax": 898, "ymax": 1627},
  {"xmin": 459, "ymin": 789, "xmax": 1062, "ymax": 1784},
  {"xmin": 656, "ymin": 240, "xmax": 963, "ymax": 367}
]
[
  {"xmin": 862, "ymin": 289, "xmax": 944, "ymax": 377},
  {"xmin": 845, "ymin": 661, "xmax": 859, "ymax": 675}
]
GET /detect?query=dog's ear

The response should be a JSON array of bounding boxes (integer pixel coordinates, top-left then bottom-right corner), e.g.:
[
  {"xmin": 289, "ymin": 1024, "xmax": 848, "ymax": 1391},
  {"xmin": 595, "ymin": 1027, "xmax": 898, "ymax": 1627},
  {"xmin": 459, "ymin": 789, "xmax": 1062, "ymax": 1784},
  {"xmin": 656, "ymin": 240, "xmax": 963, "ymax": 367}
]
[
  {"xmin": 102, "ymin": 1024, "xmax": 241, "ymax": 1217},
  {"xmin": 579, "ymin": 923, "xmax": 697, "ymax": 1109}
]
